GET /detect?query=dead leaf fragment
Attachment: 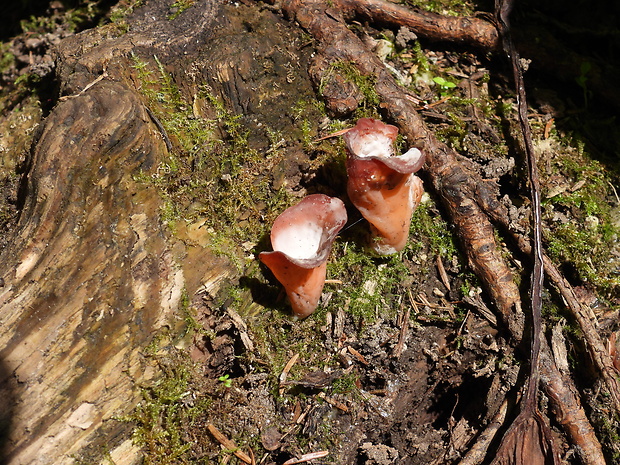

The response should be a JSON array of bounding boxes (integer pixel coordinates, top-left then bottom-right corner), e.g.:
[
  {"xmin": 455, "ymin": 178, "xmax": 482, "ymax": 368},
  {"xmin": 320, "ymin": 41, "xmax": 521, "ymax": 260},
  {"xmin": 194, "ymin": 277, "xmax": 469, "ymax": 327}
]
[
  {"xmin": 261, "ymin": 426, "xmax": 282, "ymax": 451},
  {"xmin": 490, "ymin": 412, "xmax": 560, "ymax": 465}
]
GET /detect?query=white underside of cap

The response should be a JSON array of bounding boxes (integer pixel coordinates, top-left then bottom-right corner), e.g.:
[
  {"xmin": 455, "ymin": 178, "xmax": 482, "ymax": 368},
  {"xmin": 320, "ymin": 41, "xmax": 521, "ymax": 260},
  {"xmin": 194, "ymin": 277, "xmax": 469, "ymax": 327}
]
[{"xmin": 273, "ymin": 221, "xmax": 323, "ymax": 260}]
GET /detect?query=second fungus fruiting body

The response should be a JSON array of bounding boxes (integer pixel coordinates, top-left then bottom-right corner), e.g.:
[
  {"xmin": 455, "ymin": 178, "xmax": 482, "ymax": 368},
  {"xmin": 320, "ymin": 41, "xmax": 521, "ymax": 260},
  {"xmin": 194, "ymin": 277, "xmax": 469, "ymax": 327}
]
[
  {"xmin": 343, "ymin": 118, "xmax": 425, "ymax": 255},
  {"xmin": 259, "ymin": 194, "xmax": 347, "ymax": 318}
]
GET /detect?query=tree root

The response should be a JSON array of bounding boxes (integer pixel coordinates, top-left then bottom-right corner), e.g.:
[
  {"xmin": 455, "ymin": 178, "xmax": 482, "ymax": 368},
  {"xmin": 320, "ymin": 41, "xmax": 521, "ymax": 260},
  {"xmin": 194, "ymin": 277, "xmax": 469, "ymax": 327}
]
[
  {"xmin": 322, "ymin": 0, "xmax": 620, "ymax": 111},
  {"xmin": 331, "ymin": 0, "xmax": 499, "ymax": 50},
  {"xmin": 280, "ymin": 0, "xmax": 610, "ymax": 463}
]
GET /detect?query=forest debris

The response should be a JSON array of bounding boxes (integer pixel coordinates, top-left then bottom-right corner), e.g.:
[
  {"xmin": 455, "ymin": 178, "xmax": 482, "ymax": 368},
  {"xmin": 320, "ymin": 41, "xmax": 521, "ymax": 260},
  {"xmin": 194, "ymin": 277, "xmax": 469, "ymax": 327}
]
[
  {"xmin": 289, "ymin": 2, "xmax": 526, "ymax": 340},
  {"xmin": 359, "ymin": 442, "xmax": 400, "ymax": 464},
  {"xmin": 543, "ymin": 118, "xmax": 554, "ymax": 139},
  {"xmin": 550, "ymin": 322, "xmax": 570, "ymax": 375},
  {"xmin": 433, "ymin": 417, "xmax": 475, "ymax": 465},
  {"xmin": 540, "ymin": 341, "xmax": 607, "ymax": 465},
  {"xmin": 58, "ymin": 68, "xmax": 108, "ymax": 101},
  {"xmin": 436, "ymin": 255, "xmax": 451, "ymax": 291},
  {"xmin": 457, "ymin": 399, "xmax": 508, "ymax": 465},
  {"xmin": 392, "ymin": 303, "xmax": 410, "ymax": 358},
  {"xmin": 284, "ymin": 369, "xmax": 345, "ymax": 390},
  {"xmin": 291, "ymin": 401, "xmax": 310, "ymax": 425},
  {"xmin": 279, "ymin": 352, "xmax": 300, "ymax": 394},
  {"xmin": 226, "ymin": 308, "xmax": 254, "ymax": 352},
  {"xmin": 489, "ymin": 413, "xmax": 558, "ymax": 465},
  {"xmin": 279, "ymin": 0, "xmax": 607, "ymax": 461},
  {"xmin": 206, "ymin": 423, "xmax": 252, "ymax": 464},
  {"xmin": 261, "ymin": 426, "xmax": 283, "ymax": 451},
  {"xmin": 489, "ymin": 0, "xmax": 561, "ymax": 462},
  {"xmin": 314, "ymin": 127, "xmax": 352, "ymax": 140},
  {"xmin": 609, "ymin": 333, "xmax": 620, "ymax": 372},
  {"xmin": 317, "ymin": 392, "xmax": 349, "ymax": 412},
  {"xmin": 334, "ymin": 308, "xmax": 347, "ymax": 344},
  {"xmin": 282, "ymin": 450, "xmax": 329, "ymax": 464},
  {"xmin": 463, "ymin": 294, "xmax": 497, "ymax": 326},
  {"xmin": 347, "ymin": 346, "xmax": 369, "ymax": 365}
]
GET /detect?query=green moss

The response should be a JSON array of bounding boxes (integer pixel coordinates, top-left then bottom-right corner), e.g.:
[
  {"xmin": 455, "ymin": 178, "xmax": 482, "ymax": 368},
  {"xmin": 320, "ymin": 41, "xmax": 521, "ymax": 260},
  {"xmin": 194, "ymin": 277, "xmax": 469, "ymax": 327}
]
[
  {"xmin": 542, "ymin": 155, "xmax": 620, "ymax": 297},
  {"xmin": 330, "ymin": 371, "xmax": 360, "ymax": 395},
  {"xmin": 168, "ymin": 0, "xmax": 196, "ymax": 20},
  {"xmin": 18, "ymin": 0, "xmax": 109, "ymax": 35},
  {"xmin": 327, "ymin": 239, "xmax": 412, "ymax": 322},
  {"xmin": 401, "ymin": 0, "xmax": 475, "ymax": 16},
  {"xmin": 128, "ymin": 353, "xmax": 211, "ymax": 465},
  {"xmin": 0, "ymin": 44, "xmax": 14, "ymax": 75},
  {"xmin": 130, "ymin": 54, "xmax": 296, "ymax": 269},
  {"xmin": 319, "ymin": 61, "xmax": 381, "ymax": 118},
  {"xmin": 594, "ymin": 410, "xmax": 620, "ymax": 463},
  {"xmin": 409, "ymin": 199, "xmax": 458, "ymax": 259}
]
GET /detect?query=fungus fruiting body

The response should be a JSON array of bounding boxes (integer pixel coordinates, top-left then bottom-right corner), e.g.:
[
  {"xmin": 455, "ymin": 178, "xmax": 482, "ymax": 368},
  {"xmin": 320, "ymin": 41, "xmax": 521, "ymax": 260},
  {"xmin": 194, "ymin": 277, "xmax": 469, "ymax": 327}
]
[
  {"xmin": 259, "ymin": 194, "xmax": 347, "ymax": 318},
  {"xmin": 343, "ymin": 118, "xmax": 425, "ymax": 255}
]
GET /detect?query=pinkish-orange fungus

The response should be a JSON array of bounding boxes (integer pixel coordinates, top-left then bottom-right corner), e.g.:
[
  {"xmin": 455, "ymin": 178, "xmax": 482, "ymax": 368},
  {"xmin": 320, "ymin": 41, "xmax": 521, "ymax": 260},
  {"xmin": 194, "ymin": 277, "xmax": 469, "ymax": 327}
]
[
  {"xmin": 343, "ymin": 118, "xmax": 425, "ymax": 255},
  {"xmin": 259, "ymin": 194, "xmax": 347, "ymax": 318}
]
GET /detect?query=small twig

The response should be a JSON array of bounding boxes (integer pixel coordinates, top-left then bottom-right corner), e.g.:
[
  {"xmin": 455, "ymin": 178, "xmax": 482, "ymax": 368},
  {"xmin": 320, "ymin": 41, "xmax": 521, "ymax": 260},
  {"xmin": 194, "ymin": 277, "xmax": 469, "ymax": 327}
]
[
  {"xmin": 436, "ymin": 255, "xmax": 451, "ymax": 291},
  {"xmin": 314, "ymin": 127, "xmax": 352, "ymax": 141},
  {"xmin": 58, "ymin": 69, "xmax": 108, "ymax": 101},
  {"xmin": 496, "ymin": 0, "xmax": 544, "ymax": 413},
  {"xmin": 393, "ymin": 302, "xmax": 410, "ymax": 358},
  {"xmin": 457, "ymin": 399, "xmax": 509, "ymax": 465},
  {"xmin": 279, "ymin": 353, "xmax": 300, "ymax": 394},
  {"xmin": 543, "ymin": 118, "xmax": 554, "ymax": 139},
  {"xmin": 414, "ymin": 95, "xmax": 452, "ymax": 110},
  {"xmin": 282, "ymin": 450, "xmax": 329, "ymax": 465},
  {"xmin": 347, "ymin": 346, "xmax": 369, "ymax": 365},
  {"xmin": 145, "ymin": 105, "xmax": 173, "ymax": 153},
  {"xmin": 608, "ymin": 180, "xmax": 620, "ymax": 204},
  {"xmin": 207, "ymin": 423, "xmax": 252, "ymax": 464},
  {"xmin": 227, "ymin": 308, "xmax": 254, "ymax": 352},
  {"xmin": 317, "ymin": 392, "xmax": 349, "ymax": 412}
]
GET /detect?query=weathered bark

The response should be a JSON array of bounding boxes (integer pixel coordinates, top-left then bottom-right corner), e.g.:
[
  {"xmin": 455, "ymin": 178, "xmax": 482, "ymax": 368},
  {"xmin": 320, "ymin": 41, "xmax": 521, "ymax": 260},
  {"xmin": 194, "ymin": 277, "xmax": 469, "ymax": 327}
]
[
  {"xmin": 0, "ymin": 0, "xmax": 329, "ymax": 461},
  {"xmin": 0, "ymin": 76, "xmax": 176, "ymax": 465},
  {"xmin": 0, "ymin": 2, "xmax": 227, "ymax": 463}
]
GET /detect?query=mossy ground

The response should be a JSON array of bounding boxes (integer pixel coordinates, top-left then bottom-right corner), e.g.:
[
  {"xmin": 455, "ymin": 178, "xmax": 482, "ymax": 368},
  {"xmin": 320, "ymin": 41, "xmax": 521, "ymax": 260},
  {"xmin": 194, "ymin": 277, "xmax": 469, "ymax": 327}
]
[
  {"xmin": 113, "ymin": 3, "xmax": 620, "ymax": 462},
  {"xmin": 1, "ymin": 0, "xmax": 620, "ymax": 464}
]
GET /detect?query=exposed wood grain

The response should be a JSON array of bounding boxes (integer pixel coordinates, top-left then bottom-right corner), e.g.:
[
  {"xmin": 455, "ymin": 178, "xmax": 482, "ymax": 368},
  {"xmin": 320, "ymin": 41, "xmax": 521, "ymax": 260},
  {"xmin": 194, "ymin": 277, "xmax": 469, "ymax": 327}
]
[
  {"xmin": 0, "ymin": 1, "xmax": 229, "ymax": 461},
  {"xmin": 0, "ymin": 76, "xmax": 180, "ymax": 464}
]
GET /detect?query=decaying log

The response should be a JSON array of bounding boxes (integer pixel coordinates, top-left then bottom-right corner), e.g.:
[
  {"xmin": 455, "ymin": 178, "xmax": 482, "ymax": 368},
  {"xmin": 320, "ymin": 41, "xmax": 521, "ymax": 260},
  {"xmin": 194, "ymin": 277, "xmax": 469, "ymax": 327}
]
[
  {"xmin": 0, "ymin": 77, "xmax": 178, "ymax": 464},
  {"xmin": 0, "ymin": 1, "xmax": 230, "ymax": 463}
]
